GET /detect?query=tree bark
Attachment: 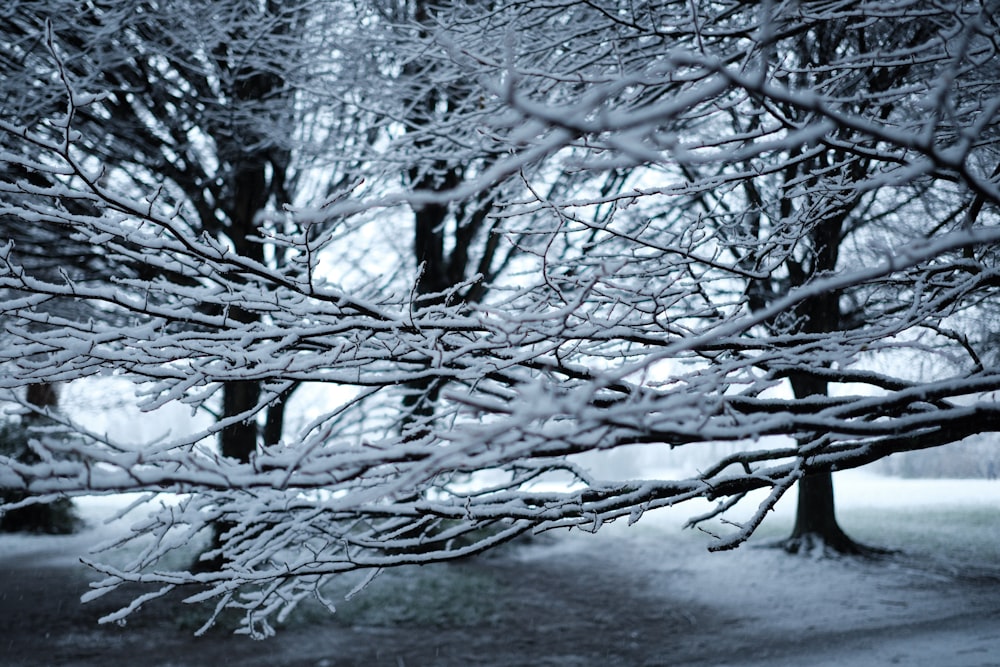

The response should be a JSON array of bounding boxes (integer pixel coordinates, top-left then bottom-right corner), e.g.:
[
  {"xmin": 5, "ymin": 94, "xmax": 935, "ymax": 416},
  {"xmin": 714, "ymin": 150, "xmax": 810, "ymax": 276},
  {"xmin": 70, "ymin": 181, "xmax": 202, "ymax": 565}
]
[
  {"xmin": 787, "ymin": 471, "xmax": 860, "ymax": 554},
  {"xmin": 783, "ymin": 370, "xmax": 859, "ymax": 552},
  {"xmin": 780, "ymin": 211, "xmax": 876, "ymax": 554}
]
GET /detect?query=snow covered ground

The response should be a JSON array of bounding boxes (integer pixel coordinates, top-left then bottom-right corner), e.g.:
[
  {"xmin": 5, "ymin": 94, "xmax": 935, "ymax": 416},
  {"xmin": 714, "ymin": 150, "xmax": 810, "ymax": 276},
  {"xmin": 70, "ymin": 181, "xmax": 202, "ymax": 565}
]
[
  {"xmin": 557, "ymin": 469, "xmax": 1000, "ymax": 667},
  {"xmin": 1, "ymin": 470, "xmax": 999, "ymax": 666}
]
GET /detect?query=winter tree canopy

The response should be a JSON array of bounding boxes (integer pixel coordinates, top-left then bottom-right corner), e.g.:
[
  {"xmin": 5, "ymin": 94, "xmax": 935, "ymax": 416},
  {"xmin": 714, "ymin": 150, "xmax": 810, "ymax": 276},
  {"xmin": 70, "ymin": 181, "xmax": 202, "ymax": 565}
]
[{"xmin": 1, "ymin": 0, "xmax": 999, "ymax": 636}]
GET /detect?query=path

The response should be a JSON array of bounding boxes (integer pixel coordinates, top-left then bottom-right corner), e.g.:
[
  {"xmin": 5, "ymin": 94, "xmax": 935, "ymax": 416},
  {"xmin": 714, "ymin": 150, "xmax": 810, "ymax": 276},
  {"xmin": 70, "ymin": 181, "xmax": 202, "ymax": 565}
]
[{"xmin": 1, "ymin": 526, "xmax": 999, "ymax": 666}]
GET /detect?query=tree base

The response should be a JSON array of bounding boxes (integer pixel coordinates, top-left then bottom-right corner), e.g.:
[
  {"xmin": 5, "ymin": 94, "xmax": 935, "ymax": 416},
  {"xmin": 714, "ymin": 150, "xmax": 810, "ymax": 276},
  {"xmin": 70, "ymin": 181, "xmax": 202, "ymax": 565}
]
[{"xmin": 768, "ymin": 532, "xmax": 895, "ymax": 558}]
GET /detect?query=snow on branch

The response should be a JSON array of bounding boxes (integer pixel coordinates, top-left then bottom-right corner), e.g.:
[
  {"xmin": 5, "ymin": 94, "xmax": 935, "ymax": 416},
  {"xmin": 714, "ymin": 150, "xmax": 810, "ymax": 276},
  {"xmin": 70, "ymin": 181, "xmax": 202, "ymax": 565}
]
[{"xmin": 2, "ymin": 0, "xmax": 999, "ymax": 636}]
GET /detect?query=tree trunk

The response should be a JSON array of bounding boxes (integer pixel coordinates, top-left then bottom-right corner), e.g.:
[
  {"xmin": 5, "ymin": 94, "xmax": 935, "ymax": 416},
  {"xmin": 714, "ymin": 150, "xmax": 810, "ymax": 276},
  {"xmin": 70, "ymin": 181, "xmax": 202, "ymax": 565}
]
[
  {"xmin": 784, "ymin": 353, "xmax": 867, "ymax": 554},
  {"xmin": 198, "ymin": 7, "xmax": 290, "ymax": 566},
  {"xmin": 772, "ymin": 197, "xmax": 883, "ymax": 555},
  {"xmin": 786, "ymin": 471, "xmax": 860, "ymax": 554},
  {"xmin": 220, "ymin": 380, "xmax": 261, "ymax": 463}
]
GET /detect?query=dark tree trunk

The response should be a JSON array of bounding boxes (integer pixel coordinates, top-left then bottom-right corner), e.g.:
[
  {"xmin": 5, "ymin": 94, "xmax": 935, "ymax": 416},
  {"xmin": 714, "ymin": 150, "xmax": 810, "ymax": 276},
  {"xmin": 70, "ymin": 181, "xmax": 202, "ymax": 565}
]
[
  {"xmin": 779, "ymin": 211, "xmax": 873, "ymax": 555},
  {"xmin": 784, "ymin": 372, "xmax": 860, "ymax": 553},
  {"xmin": 263, "ymin": 387, "xmax": 295, "ymax": 448},
  {"xmin": 778, "ymin": 211, "xmax": 885, "ymax": 555},
  {"xmin": 197, "ymin": 7, "xmax": 292, "ymax": 568},
  {"xmin": 787, "ymin": 471, "xmax": 859, "ymax": 554},
  {"xmin": 197, "ymin": 378, "xmax": 261, "ymax": 572},
  {"xmin": 25, "ymin": 383, "xmax": 58, "ymax": 412},
  {"xmin": 220, "ymin": 380, "xmax": 261, "ymax": 462}
]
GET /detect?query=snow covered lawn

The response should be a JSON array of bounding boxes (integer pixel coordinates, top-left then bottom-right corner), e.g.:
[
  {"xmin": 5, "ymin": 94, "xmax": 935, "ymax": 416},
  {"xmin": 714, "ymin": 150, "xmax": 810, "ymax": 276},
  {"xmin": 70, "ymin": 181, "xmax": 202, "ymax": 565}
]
[{"xmin": 1, "ymin": 470, "xmax": 998, "ymax": 666}]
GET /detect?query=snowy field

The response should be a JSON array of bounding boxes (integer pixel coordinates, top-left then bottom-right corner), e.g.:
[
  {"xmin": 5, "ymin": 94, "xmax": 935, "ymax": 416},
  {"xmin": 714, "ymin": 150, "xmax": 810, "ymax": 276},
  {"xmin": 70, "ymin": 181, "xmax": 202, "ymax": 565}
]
[{"xmin": 1, "ymin": 470, "xmax": 999, "ymax": 666}]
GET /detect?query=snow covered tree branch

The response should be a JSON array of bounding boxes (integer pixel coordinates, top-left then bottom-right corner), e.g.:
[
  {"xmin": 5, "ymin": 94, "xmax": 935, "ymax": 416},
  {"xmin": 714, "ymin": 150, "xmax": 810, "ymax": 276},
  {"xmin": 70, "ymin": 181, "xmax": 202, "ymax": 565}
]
[{"xmin": 2, "ymin": 0, "xmax": 999, "ymax": 635}]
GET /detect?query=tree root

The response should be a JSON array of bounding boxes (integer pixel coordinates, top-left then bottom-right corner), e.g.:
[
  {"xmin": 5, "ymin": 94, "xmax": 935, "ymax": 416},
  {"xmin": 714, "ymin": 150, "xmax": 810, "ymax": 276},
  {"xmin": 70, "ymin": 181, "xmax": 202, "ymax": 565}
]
[{"xmin": 761, "ymin": 532, "xmax": 897, "ymax": 559}]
